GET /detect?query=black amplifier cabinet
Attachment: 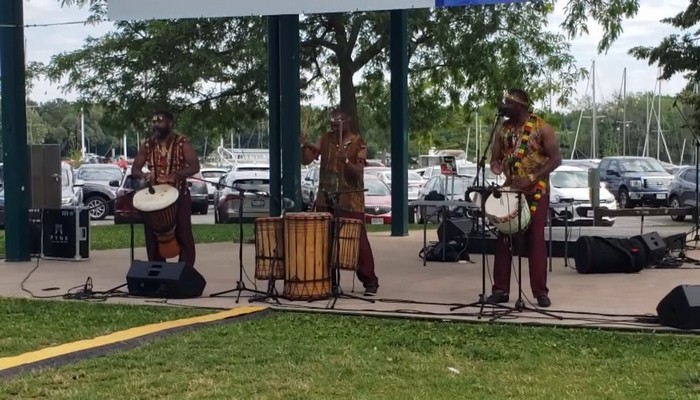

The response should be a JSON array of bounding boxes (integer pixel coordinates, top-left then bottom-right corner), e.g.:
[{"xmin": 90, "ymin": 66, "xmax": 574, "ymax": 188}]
[{"xmin": 41, "ymin": 207, "xmax": 90, "ymax": 261}]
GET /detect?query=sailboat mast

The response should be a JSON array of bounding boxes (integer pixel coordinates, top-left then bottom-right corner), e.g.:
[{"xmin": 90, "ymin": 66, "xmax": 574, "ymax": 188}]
[
  {"xmin": 591, "ymin": 60, "xmax": 597, "ymax": 159},
  {"xmin": 622, "ymin": 68, "xmax": 627, "ymax": 157}
]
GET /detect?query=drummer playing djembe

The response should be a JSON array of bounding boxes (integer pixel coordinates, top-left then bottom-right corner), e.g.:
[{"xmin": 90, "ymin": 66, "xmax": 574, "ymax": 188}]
[
  {"xmin": 488, "ymin": 88, "xmax": 562, "ymax": 308},
  {"xmin": 131, "ymin": 109, "xmax": 201, "ymax": 268}
]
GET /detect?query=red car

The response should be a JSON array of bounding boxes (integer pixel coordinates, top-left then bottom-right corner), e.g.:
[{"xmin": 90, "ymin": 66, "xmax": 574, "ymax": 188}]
[
  {"xmin": 111, "ymin": 166, "xmax": 148, "ymax": 224},
  {"xmin": 363, "ymin": 175, "xmax": 392, "ymax": 225}
]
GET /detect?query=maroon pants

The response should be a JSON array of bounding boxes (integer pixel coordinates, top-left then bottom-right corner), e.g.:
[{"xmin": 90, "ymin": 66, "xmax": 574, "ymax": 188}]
[
  {"xmin": 144, "ymin": 191, "xmax": 196, "ymax": 268},
  {"xmin": 492, "ymin": 195, "xmax": 549, "ymax": 297},
  {"xmin": 316, "ymin": 206, "xmax": 379, "ymax": 288}
]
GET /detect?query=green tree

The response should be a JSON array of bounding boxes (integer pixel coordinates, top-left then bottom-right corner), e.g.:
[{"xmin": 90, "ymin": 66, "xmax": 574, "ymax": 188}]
[
  {"xmin": 46, "ymin": 17, "xmax": 269, "ymax": 142},
  {"xmin": 629, "ymin": 1, "xmax": 700, "ymax": 135},
  {"xmin": 53, "ymin": 0, "xmax": 639, "ymax": 141}
]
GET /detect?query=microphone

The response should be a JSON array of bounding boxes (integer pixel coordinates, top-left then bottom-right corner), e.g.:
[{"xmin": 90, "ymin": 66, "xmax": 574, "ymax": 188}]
[
  {"xmin": 496, "ymin": 103, "xmax": 508, "ymax": 117},
  {"xmin": 282, "ymin": 197, "xmax": 295, "ymax": 211},
  {"xmin": 490, "ymin": 185, "xmax": 502, "ymax": 199},
  {"xmin": 673, "ymin": 97, "xmax": 678, "ymax": 109},
  {"xmin": 146, "ymin": 181, "xmax": 155, "ymax": 194}
]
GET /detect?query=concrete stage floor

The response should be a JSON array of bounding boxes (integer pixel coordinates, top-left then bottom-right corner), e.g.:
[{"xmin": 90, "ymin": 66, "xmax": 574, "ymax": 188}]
[{"xmin": 2, "ymin": 226, "xmax": 700, "ymax": 333}]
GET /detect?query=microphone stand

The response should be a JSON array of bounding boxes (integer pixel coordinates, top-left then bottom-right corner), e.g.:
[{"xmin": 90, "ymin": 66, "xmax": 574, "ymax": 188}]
[
  {"xmin": 490, "ymin": 189, "xmax": 562, "ymax": 322},
  {"xmin": 209, "ymin": 186, "xmax": 266, "ymax": 302},
  {"xmin": 672, "ymin": 99, "xmax": 700, "ymax": 246},
  {"xmin": 451, "ymin": 112, "xmax": 511, "ymax": 317},
  {"xmin": 323, "ymin": 188, "xmax": 375, "ymax": 310}
]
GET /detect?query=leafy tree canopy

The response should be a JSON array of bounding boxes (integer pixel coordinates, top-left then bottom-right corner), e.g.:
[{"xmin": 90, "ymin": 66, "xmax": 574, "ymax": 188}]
[{"xmin": 49, "ymin": 0, "xmax": 639, "ymax": 147}]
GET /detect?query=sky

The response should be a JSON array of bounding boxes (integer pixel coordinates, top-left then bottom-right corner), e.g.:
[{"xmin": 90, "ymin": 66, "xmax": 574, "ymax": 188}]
[{"xmin": 21, "ymin": 0, "xmax": 692, "ymax": 110}]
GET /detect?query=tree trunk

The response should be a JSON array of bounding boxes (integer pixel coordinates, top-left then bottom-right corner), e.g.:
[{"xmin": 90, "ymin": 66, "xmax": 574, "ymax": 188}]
[{"xmin": 338, "ymin": 64, "xmax": 360, "ymax": 133}]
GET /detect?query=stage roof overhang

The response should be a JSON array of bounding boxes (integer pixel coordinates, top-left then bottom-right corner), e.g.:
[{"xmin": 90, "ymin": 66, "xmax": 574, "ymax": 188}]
[{"xmin": 107, "ymin": 0, "xmax": 527, "ymax": 21}]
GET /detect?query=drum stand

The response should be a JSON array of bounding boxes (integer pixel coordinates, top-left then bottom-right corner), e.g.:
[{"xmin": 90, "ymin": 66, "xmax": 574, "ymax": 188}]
[
  {"xmin": 490, "ymin": 190, "xmax": 562, "ymax": 322},
  {"xmin": 210, "ymin": 188, "xmax": 266, "ymax": 303},
  {"xmin": 324, "ymin": 190, "xmax": 375, "ymax": 310}
]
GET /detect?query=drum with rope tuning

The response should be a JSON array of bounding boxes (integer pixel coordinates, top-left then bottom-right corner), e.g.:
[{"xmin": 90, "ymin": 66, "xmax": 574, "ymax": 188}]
[
  {"xmin": 283, "ymin": 212, "xmax": 332, "ymax": 301},
  {"xmin": 254, "ymin": 217, "xmax": 285, "ymax": 280},
  {"xmin": 132, "ymin": 183, "xmax": 180, "ymax": 259},
  {"xmin": 331, "ymin": 217, "xmax": 363, "ymax": 271},
  {"xmin": 484, "ymin": 187, "xmax": 531, "ymax": 234}
]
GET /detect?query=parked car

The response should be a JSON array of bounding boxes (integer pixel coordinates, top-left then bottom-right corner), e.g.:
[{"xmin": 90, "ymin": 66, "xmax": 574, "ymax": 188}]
[
  {"xmin": 60, "ymin": 161, "xmax": 84, "ymax": 207},
  {"xmin": 667, "ymin": 165, "xmax": 698, "ymax": 222},
  {"xmin": 414, "ymin": 174, "xmax": 475, "ymax": 223},
  {"xmin": 200, "ymin": 168, "xmax": 229, "ymax": 202},
  {"xmin": 76, "ymin": 163, "xmax": 124, "ymax": 220},
  {"xmin": 301, "ymin": 165, "xmax": 320, "ymax": 210},
  {"xmin": 549, "ymin": 165, "xmax": 616, "ymax": 226},
  {"xmin": 363, "ymin": 174, "xmax": 392, "ymax": 225},
  {"xmin": 187, "ymin": 172, "xmax": 209, "ymax": 215},
  {"xmin": 111, "ymin": 166, "xmax": 147, "ymax": 224},
  {"xmin": 368, "ymin": 168, "xmax": 425, "ymax": 201},
  {"xmin": 561, "ymin": 159, "xmax": 601, "ymax": 171},
  {"xmin": 214, "ymin": 169, "xmax": 270, "ymax": 223},
  {"xmin": 598, "ymin": 156, "xmax": 673, "ymax": 208}
]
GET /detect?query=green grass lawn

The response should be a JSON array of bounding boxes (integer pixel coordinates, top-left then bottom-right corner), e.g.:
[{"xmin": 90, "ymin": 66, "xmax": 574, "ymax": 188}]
[
  {"xmin": 0, "ymin": 298, "xmax": 210, "ymax": 358},
  {"xmin": 2, "ymin": 299, "xmax": 700, "ymax": 399},
  {"xmin": 0, "ymin": 222, "xmax": 424, "ymax": 255}
]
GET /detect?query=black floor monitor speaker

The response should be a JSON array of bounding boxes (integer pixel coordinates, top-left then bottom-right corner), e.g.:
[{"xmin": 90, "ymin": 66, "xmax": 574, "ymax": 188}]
[
  {"xmin": 632, "ymin": 231, "xmax": 667, "ymax": 267},
  {"xmin": 656, "ymin": 285, "xmax": 700, "ymax": 330},
  {"xmin": 126, "ymin": 261, "xmax": 207, "ymax": 299},
  {"xmin": 437, "ymin": 218, "xmax": 473, "ymax": 242}
]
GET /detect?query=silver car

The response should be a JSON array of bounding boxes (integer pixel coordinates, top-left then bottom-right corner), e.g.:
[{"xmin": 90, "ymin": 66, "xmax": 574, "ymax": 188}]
[{"xmin": 214, "ymin": 170, "xmax": 270, "ymax": 223}]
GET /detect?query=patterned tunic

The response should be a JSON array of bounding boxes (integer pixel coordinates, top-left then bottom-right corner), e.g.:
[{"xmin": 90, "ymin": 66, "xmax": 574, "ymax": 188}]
[
  {"xmin": 315, "ymin": 132, "xmax": 367, "ymax": 213},
  {"xmin": 497, "ymin": 114, "xmax": 550, "ymax": 194},
  {"xmin": 143, "ymin": 133, "xmax": 190, "ymax": 192}
]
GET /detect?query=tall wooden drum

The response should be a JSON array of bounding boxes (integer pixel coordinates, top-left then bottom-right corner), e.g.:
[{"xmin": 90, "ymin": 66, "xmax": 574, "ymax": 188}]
[
  {"xmin": 283, "ymin": 212, "xmax": 332, "ymax": 301},
  {"xmin": 254, "ymin": 217, "xmax": 285, "ymax": 280},
  {"xmin": 132, "ymin": 184, "xmax": 180, "ymax": 259}
]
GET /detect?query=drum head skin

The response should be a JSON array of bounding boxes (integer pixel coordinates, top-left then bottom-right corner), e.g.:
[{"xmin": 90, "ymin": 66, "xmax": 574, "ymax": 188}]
[
  {"xmin": 484, "ymin": 189, "xmax": 520, "ymax": 218},
  {"xmin": 133, "ymin": 184, "xmax": 179, "ymax": 212}
]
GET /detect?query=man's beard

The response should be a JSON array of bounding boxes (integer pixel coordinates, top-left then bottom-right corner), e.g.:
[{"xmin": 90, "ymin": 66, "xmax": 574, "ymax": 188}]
[{"xmin": 154, "ymin": 127, "xmax": 170, "ymax": 138}]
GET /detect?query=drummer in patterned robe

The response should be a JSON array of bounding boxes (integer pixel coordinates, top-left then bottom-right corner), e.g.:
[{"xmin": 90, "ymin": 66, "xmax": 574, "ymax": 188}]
[
  {"xmin": 131, "ymin": 110, "xmax": 201, "ymax": 268},
  {"xmin": 300, "ymin": 107, "xmax": 380, "ymax": 296},
  {"xmin": 488, "ymin": 88, "xmax": 562, "ymax": 308}
]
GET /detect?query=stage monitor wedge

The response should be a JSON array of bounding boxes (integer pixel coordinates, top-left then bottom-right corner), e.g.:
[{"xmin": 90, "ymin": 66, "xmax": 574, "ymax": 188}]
[
  {"xmin": 437, "ymin": 218, "xmax": 472, "ymax": 242},
  {"xmin": 632, "ymin": 231, "xmax": 667, "ymax": 267},
  {"xmin": 126, "ymin": 261, "xmax": 206, "ymax": 299},
  {"xmin": 656, "ymin": 285, "xmax": 700, "ymax": 330}
]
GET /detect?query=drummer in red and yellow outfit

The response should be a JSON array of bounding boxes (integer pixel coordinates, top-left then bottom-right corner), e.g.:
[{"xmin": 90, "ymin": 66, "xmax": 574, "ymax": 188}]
[
  {"xmin": 131, "ymin": 109, "xmax": 201, "ymax": 268},
  {"xmin": 488, "ymin": 89, "xmax": 562, "ymax": 308}
]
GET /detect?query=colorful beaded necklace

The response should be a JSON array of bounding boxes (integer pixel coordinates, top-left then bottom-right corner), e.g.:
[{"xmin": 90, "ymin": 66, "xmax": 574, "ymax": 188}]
[{"xmin": 508, "ymin": 115, "xmax": 547, "ymax": 214}]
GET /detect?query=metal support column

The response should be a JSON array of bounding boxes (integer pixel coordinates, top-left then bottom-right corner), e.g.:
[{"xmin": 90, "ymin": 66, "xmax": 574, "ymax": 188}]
[
  {"xmin": 0, "ymin": 0, "xmax": 30, "ymax": 261},
  {"xmin": 278, "ymin": 15, "xmax": 302, "ymax": 211},
  {"xmin": 390, "ymin": 9, "xmax": 409, "ymax": 237},
  {"xmin": 267, "ymin": 16, "xmax": 282, "ymax": 217}
]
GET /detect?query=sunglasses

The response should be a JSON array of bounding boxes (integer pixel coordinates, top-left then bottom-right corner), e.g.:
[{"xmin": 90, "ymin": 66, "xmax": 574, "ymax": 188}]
[{"xmin": 151, "ymin": 116, "xmax": 166, "ymax": 123}]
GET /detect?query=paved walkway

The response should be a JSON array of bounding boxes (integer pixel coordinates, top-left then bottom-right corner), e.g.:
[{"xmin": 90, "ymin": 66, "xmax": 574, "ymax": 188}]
[{"xmin": 2, "ymin": 228, "xmax": 699, "ymax": 332}]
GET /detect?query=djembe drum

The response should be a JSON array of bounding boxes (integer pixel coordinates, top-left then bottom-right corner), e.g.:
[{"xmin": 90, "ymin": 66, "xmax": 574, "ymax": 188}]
[
  {"xmin": 483, "ymin": 187, "xmax": 531, "ymax": 235},
  {"xmin": 132, "ymin": 184, "xmax": 180, "ymax": 259},
  {"xmin": 283, "ymin": 212, "xmax": 332, "ymax": 300},
  {"xmin": 254, "ymin": 217, "xmax": 285, "ymax": 281}
]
